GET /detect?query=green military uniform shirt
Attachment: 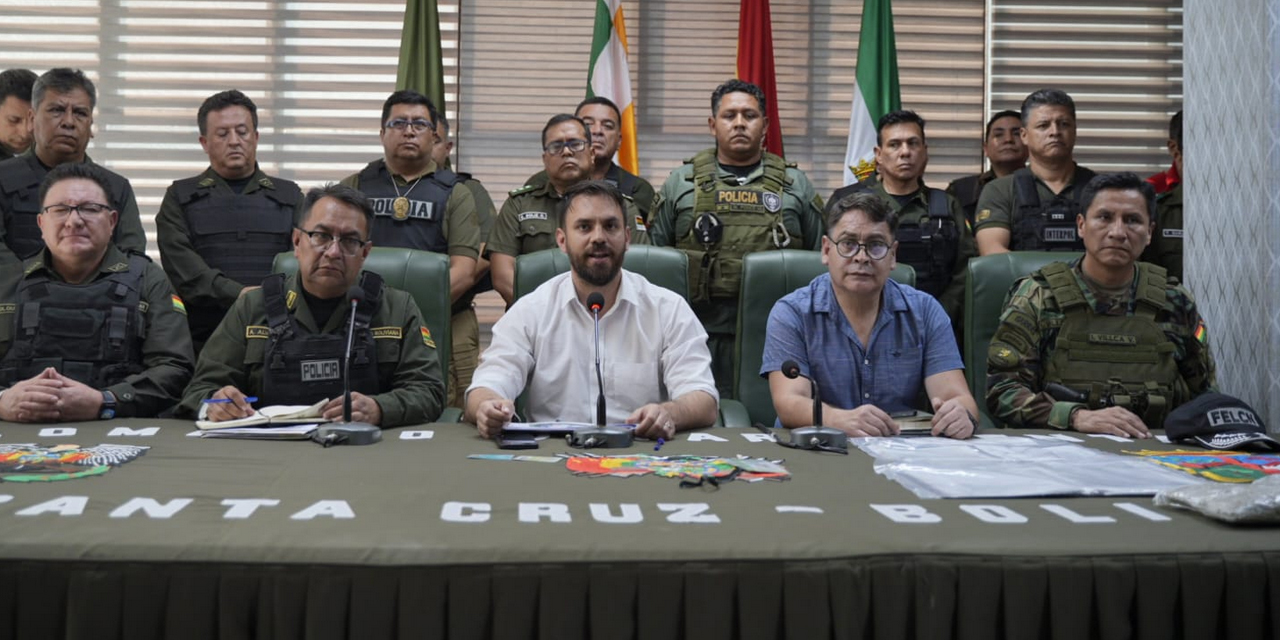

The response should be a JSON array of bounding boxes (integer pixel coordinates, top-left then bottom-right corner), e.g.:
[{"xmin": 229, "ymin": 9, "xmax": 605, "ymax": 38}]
[
  {"xmin": 488, "ymin": 179, "xmax": 648, "ymax": 259},
  {"xmin": 985, "ymin": 259, "xmax": 1216, "ymax": 430},
  {"xmin": 156, "ymin": 166, "xmax": 302, "ymax": 314},
  {"xmin": 179, "ymin": 273, "xmax": 445, "ymax": 428},
  {"xmin": 862, "ymin": 178, "xmax": 976, "ymax": 321},
  {"xmin": 973, "ymin": 164, "xmax": 1095, "ymax": 235},
  {"xmin": 1140, "ymin": 184, "xmax": 1183, "ymax": 282},
  {"xmin": 340, "ymin": 160, "xmax": 482, "ymax": 261},
  {"xmin": 0, "ymin": 245, "xmax": 195, "ymax": 417},
  {"xmin": 0, "ymin": 151, "xmax": 147, "ymax": 269},
  {"xmin": 523, "ymin": 162, "xmax": 656, "ymax": 224}
]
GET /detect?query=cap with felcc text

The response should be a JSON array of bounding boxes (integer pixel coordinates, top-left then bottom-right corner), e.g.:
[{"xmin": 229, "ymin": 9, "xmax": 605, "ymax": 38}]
[{"xmin": 1164, "ymin": 393, "xmax": 1280, "ymax": 452}]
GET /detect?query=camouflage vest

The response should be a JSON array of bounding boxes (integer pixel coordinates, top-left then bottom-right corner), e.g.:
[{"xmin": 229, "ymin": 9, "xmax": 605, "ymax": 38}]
[
  {"xmin": 676, "ymin": 149, "xmax": 793, "ymax": 303},
  {"xmin": 1041, "ymin": 261, "xmax": 1183, "ymax": 427}
]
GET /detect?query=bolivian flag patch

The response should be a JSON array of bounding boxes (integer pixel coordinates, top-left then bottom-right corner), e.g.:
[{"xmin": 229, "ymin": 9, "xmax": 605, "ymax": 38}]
[
  {"xmin": 171, "ymin": 295, "xmax": 187, "ymax": 315},
  {"xmin": 421, "ymin": 326, "xmax": 436, "ymax": 348},
  {"xmin": 1194, "ymin": 319, "xmax": 1208, "ymax": 344}
]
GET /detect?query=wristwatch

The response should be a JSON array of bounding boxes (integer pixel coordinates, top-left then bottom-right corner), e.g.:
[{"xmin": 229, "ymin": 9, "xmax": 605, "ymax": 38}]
[{"xmin": 99, "ymin": 390, "xmax": 117, "ymax": 420}]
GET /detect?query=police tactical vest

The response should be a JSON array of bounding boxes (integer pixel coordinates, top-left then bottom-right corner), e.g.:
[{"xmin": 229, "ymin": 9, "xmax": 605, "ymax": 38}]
[
  {"xmin": 174, "ymin": 175, "xmax": 299, "ymax": 285},
  {"xmin": 258, "ymin": 272, "xmax": 384, "ymax": 407},
  {"xmin": 845, "ymin": 181, "xmax": 958, "ymax": 298},
  {"xmin": 0, "ymin": 156, "xmax": 50, "ymax": 259},
  {"xmin": 1011, "ymin": 167, "xmax": 1095, "ymax": 251},
  {"xmin": 677, "ymin": 149, "xmax": 793, "ymax": 303},
  {"xmin": 1040, "ymin": 262, "xmax": 1183, "ymax": 428},
  {"xmin": 357, "ymin": 161, "xmax": 458, "ymax": 253},
  {"xmin": 0, "ymin": 254, "xmax": 149, "ymax": 387}
]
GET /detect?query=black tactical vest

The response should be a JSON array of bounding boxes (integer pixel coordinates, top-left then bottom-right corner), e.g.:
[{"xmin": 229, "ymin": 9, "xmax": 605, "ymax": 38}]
[
  {"xmin": 357, "ymin": 161, "xmax": 457, "ymax": 253},
  {"xmin": 258, "ymin": 272, "xmax": 384, "ymax": 407},
  {"xmin": 1010, "ymin": 167, "xmax": 1095, "ymax": 251},
  {"xmin": 841, "ymin": 182, "xmax": 958, "ymax": 298},
  {"xmin": 0, "ymin": 155, "xmax": 134, "ymax": 260},
  {"xmin": 0, "ymin": 254, "xmax": 149, "ymax": 387},
  {"xmin": 173, "ymin": 175, "xmax": 299, "ymax": 285}
]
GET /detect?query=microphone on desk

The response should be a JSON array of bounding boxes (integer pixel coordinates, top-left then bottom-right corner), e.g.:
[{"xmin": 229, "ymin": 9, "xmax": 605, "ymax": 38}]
[
  {"xmin": 312, "ymin": 283, "xmax": 381, "ymax": 447},
  {"xmin": 567, "ymin": 291, "xmax": 633, "ymax": 449},
  {"xmin": 778, "ymin": 359, "xmax": 847, "ymax": 452}
]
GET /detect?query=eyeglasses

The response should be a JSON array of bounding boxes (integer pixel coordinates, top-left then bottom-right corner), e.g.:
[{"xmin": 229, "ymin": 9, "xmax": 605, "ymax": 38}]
[
  {"xmin": 42, "ymin": 202, "xmax": 113, "ymax": 219},
  {"xmin": 543, "ymin": 138, "xmax": 589, "ymax": 155},
  {"xmin": 385, "ymin": 118, "xmax": 435, "ymax": 133},
  {"xmin": 830, "ymin": 237, "xmax": 892, "ymax": 260},
  {"xmin": 297, "ymin": 227, "xmax": 369, "ymax": 257}
]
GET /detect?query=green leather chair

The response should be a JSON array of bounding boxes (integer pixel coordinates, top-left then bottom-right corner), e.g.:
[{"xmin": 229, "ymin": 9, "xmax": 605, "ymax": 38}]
[
  {"xmin": 964, "ymin": 251, "xmax": 1080, "ymax": 428},
  {"xmin": 513, "ymin": 245, "xmax": 689, "ymax": 301},
  {"xmin": 723, "ymin": 249, "xmax": 916, "ymax": 428},
  {"xmin": 273, "ymin": 247, "xmax": 458, "ymax": 419}
]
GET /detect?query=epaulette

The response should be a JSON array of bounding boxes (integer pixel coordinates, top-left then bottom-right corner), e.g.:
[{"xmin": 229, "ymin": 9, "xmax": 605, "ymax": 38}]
[{"xmin": 508, "ymin": 184, "xmax": 537, "ymax": 197}]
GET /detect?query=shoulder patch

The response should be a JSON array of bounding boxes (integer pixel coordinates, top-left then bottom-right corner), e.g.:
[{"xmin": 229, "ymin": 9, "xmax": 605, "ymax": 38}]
[
  {"xmin": 246, "ymin": 325, "xmax": 270, "ymax": 339},
  {"xmin": 372, "ymin": 326, "xmax": 402, "ymax": 340},
  {"xmin": 509, "ymin": 184, "xmax": 537, "ymax": 197},
  {"xmin": 1194, "ymin": 319, "xmax": 1208, "ymax": 344},
  {"xmin": 976, "ymin": 209, "xmax": 991, "ymax": 222},
  {"xmin": 988, "ymin": 341, "xmax": 1022, "ymax": 368},
  {"xmin": 170, "ymin": 295, "xmax": 186, "ymax": 315},
  {"xmin": 420, "ymin": 326, "xmax": 437, "ymax": 348},
  {"xmin": 634, "ymin": 214, "xmax": 647, "ymax": 231},
  {"xmin": 0, "ymin": 303, "xmax": 13, "ymax": 314}
]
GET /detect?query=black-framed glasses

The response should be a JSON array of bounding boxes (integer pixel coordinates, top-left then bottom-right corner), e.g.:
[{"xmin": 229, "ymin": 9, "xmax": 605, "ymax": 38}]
[
  {"xmin": 385, "ymin": 118, "xmax": 435, "ymax": 133},
  {"xmin": 830, "ymin": 236, "xmax": 892, "ymax": 260},
  {"xmin": 42, "ymin": 202, "xmax": 113, "ymax": 219},
  {"xmin": 543, "ymin": 138, "xmax": 589, "ymax": 155},
  {"xmin": 297, "ymin": 227, "xmax": 369, "ymax": 256}
]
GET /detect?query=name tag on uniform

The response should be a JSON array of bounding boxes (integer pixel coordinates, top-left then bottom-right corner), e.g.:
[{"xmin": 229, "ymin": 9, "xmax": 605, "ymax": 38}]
[
  {"xmin": 1044, "ymin": 228, "xmax": 1076, "ymax": 242},
  {"xmin": 1088, "ymin": 333, "xmax": 1138, "ymax": 346},
  {"xmin": 0, "ymin": 303, "xmax": 14, "ymax": 314},
  {"xmin": 301, "ymin": 359, "xmax": 341, "ymax": 382},
  {"xmin": 1163, "ymin": 229, "xmax": 1183, "ymax": 238},
  {"xmin": 372, "ymin": 326, "xmax": 402, "ymax": 339},
  {"xmin": 246, "ymin": 325, "xmax": 270, "ymax": 339},
  {"xmin": 517, "ymin": 211, "xmax": 548, "ymax": 222}
]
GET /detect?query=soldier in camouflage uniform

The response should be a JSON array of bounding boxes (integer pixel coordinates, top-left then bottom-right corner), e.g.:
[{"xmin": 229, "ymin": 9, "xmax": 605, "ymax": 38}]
[
  {"xmin": 986, "ymin": 173, "xmax": 1216, "ymax": 438},
  {"xmin": 649, "ymin": 79, "xmax": 825, "ymax": 397}
]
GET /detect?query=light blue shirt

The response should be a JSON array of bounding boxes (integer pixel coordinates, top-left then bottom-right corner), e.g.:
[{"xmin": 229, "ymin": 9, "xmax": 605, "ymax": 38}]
[{"xmin": 761, "ymin": 274, "xmax": 963, "ymax": 427}]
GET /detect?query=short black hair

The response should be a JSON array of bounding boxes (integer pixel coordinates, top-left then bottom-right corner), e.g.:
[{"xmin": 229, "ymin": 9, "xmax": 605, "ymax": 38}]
[
  {"xmin": 555, "ymin": 179, "xmax": 627, "ymax": 230},
  {"xmin": 301, "ymin": 183, "xmax": 375, "ymax": 238},
  {"xmin": 876, "ymin": 109, "xmax": 926, "ymax": 146},
  {"xmin": 1169, "ymin": 110, "xmax": 1183, "ymax": 149},
  {"xmin": 1079, "ymin": 172, "xmax": 1156, "ymax": 225},
  {"xmin": 711, "ymin": 79, "xmax": 767, "ymax": 116},
  {"xmin": 32, "ymin": 68, "xmax": 96, "ymax": 110},
  {"xmin": 197, "ymin": 89, "xmax": 258, "ymax": 136},
  {"xmin": 576, "ymin": 96, "xmax": 621, "ymax": 121},
  {"xmin": 827, "ymin": 191, "xmax": 898, "ymax": 237},
  {"xmin": 1020, "ymin": 89, "xmax": 1075, "ymax": 124},
  {"xmin": 0, "ymin": 68, "xmax": 37, "ymax": 104},
  {"xmin": 380, "ymin": 90, "xmax": 439, "ymax": 128},
  {"xmin": 984, "ymin": 109, "xmax": 1022, "ymax": 140},
  {"xmin": 39, "ymin": 162, "xmax": 116, "ymax": 210},
  {"xmin": 435, "ymin": 109, "xmax": 451, "ymax": 137},
  {"xmin": 541, "ymin": 113, "xmax": 589, "ymax": 147}
]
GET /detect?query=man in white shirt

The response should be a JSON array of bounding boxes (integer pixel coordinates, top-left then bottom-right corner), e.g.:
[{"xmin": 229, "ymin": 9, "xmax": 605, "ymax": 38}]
[{"xmin": 466, "ymin": 180, "xmax": 718, "ymax": 440}]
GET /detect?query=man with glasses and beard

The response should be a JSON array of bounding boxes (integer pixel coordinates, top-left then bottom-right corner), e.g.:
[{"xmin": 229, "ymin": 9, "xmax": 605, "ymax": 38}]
[
  {"xmin": 487, "ymin": 114, "xmax": 647, "ymax": 306},
  {"xmin": 179, "ymin": 184, "xmax": 445, "ymax": 428},
  {"xmin": 762, "ymin": 192, "xmax": 977, "ymax": 439},
  {"xmin": 466, "ymin": 181, "xmax": 717, "ymax": 441}
]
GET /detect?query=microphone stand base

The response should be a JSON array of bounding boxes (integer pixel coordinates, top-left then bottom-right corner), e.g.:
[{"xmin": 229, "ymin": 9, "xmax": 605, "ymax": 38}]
[
  {"xmin": 567, "ymin": 426, "xmax": 634, "ymax": 449},
  {"xmin": 313, "ymin": 422, "xmax": 383, "ymax": 447},
  {"xmin": 791, "ymin": 426, "xmax": 848, "ymax": 450}
]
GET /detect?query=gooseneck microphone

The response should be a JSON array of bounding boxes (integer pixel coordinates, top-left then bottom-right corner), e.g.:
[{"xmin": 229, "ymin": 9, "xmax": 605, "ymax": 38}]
[
  {"xmin": 775, "ymin": 359, "xmax": 847, "ymax": 453},
  {"xmin": 567, "ymin": 291, "xmax": 633, "ymax": 449},
  {"xmin": 342, "ymin": 284, "xmax": 364, "ymax": 423},
  {"xmin": 312, "ymin": 283, "xmax": 381, "ymax": 447},
  {"xmin": 588, "ymin": 292, "xmax": 607, "ymax": 427}
]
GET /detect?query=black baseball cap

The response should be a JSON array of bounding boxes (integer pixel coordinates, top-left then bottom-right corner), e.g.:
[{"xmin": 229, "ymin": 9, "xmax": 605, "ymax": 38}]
[{"xmin": 1164, "ymin": 393, "xmax": 1280, "ymax": 452}]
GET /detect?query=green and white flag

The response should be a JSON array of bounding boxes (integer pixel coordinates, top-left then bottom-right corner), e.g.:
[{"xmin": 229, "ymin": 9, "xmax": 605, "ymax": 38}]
[{"xmin": 843, "ymin": 0, "xmax": 901, "ymax": 185}]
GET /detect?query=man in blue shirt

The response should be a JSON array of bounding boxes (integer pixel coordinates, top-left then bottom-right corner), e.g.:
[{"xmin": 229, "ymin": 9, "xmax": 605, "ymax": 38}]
[{"xmin": 762, "ymin": 191, "xmax": 977, "ymax": 438}]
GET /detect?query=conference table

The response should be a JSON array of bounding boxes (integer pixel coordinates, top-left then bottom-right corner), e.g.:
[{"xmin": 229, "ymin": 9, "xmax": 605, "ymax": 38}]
[{"xmin": 0, "ymin": 420, "xmax": 1275, "ymax": 640}]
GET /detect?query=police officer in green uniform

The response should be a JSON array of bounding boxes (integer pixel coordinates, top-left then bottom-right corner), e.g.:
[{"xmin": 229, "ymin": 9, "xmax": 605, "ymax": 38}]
[
  {"xmin": 649, "ymin": 79, "xmax": 825, "ymax": 397},
  {"xmin": 826, "ymin": 110, "xmax": 975, "ymax": 322},
  {"xmin": 179, "ymin": 184, "xmax": 445, "ymax": 428},
  {"xmin": 0, "ymin": 68, "xmax": 37, "ymax": 162},
  {"xmin": 429, "ymin": 109, "xmax": 496, "ymax": 409},
  {"xmin": 0, "ymin": 163, "xmax": 194, "ymax": 422},
  {"xmin": 0, "ymin": 68, "xmax": 146, "ymax": 269},
  {"xmin": 986, "ymin": 173, "xmax": 1216, "ymax": 438},
  {"xmin": 488, "ymin": 113, "xmax": 647, "ymax": 305},
  {"xmin": 974, "ymin": 89, "xmax": 1096, "ymax": 255},
  {"xmin": 157, "ymin": 90, "xmax": 302, "ymax": 356},
  {"xmin": 339, "ymin": 90, "xmax": 480, "ymax": 409},
  {"xmin": 946, "ymin": 109, "xmax": 1027, "ymax": 227},
  {"xmin": 522, "ymin": 97, "xmax": 656, "ymax": 224},
  {"xmin": 1140, "ymin": 111, "xmax": 1183, "ymax": 281}
]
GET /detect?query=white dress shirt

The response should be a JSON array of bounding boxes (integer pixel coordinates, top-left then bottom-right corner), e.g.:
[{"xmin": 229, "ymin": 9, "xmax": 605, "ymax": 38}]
[{"xmin": 469, "ymin": 269, "xmax": 718, "ymax": 423}]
